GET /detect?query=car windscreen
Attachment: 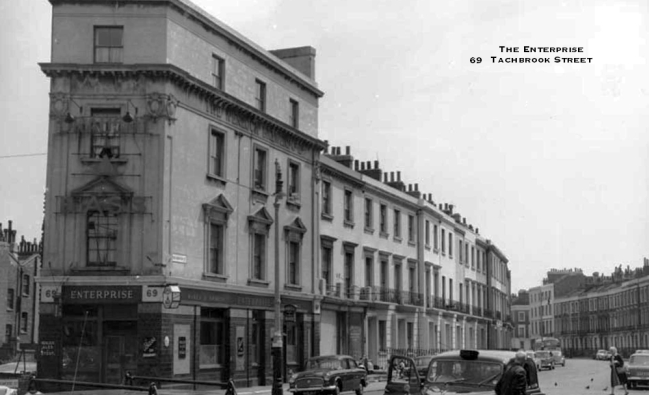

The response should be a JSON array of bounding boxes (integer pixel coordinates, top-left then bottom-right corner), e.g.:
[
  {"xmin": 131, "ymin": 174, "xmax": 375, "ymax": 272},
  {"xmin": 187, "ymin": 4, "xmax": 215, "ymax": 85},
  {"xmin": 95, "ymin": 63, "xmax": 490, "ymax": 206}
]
[
  {"xmin": 416, "ymin": 357, "xmax": 432, "ymax": 367},
  {"xmin": 427, "ymin": 360, "xmax": 503, "ymax": 386},
  {"xmin": 535, "ymin": 352, "xmax": 549, "ymax": 358},
  {"xmin": 307, "ymin": 359, "xmax": 342, "ymax": 370},
  {"xmin": 630, "ymin": 355, "xmax": 649, "ymax": 366}
]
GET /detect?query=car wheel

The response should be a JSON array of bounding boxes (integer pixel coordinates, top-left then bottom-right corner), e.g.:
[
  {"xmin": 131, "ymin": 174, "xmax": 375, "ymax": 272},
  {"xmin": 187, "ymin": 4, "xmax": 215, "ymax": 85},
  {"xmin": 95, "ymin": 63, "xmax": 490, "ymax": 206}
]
[
  {"xmin": 333, "ymin": 381, "xmax": 341, "ymax": 395},
  {"xmin": 355, "ymin": 383, "xmax": 363, "ymax": 395}
]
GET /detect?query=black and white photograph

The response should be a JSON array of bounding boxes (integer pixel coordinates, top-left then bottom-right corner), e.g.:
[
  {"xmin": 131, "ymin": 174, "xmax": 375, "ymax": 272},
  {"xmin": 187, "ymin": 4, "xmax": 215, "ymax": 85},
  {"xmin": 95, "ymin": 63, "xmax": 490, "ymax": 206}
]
[{"xmin": 0, "ymin": 1, "xmax": 647, "ymax": 394}]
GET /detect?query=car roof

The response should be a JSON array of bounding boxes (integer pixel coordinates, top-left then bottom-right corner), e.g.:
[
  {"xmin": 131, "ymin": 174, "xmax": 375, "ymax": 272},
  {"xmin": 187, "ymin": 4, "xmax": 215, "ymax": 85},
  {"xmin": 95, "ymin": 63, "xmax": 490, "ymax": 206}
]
[
  {"xmin": 432, "ymin": 349, "xmax": 515, "ymax": 364},
  {"xmin": 309, "ymin": 355, "xmax": 353, "ymax": 360}
]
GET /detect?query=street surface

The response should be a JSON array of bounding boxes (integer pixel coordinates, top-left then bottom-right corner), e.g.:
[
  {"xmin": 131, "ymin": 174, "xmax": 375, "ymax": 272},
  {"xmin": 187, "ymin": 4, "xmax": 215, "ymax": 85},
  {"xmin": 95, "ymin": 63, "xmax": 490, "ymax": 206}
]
[
  {"xmin": 39, "ymin": 359, "xmax": 642, "ymax": 395},
  {"xmin": 361, "ymin": 358, "xmax": 639, "ymax": 395}
]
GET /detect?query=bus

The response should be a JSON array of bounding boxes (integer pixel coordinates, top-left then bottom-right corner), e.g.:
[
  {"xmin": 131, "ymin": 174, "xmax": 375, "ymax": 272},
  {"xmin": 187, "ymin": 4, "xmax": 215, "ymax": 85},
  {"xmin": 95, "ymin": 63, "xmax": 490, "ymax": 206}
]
[{"xmin": 532, "ymin": 337, "xmax": 561, "ymax": 352}]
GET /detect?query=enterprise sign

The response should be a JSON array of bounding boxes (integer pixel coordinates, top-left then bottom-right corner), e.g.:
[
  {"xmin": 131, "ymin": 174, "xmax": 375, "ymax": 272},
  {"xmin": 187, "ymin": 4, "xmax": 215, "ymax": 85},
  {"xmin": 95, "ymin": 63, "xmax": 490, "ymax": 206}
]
[{"xmin": 63, "ymin": 285, "xmax": 141, "ymax": 304}]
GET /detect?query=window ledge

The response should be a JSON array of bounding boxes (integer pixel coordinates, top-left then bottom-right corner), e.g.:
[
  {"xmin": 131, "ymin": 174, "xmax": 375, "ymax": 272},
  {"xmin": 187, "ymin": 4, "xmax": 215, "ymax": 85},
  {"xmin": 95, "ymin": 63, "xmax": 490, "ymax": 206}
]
[
  {"xmin": 433, "ymin": 248, "xmax": 439, "ymax": 254},
  {"xmin": 379, "ymin": 231, "xmax": 389, "ymax": 239},
  {"xmin": 81, "ymin": 157, "xmax": 128, "ymax": 165},
  {"xmin": 343, "ymin": 220, "xmax": 355, "ymax": 229},
  {"xmin": 6, "ymin": 308, "xmax": 14, "ymax": 312},
  {"xmin": 251, "ymin": 189, "xmax": 269, "ymax": 204},
  {"xmin": 408, "ymin": 241, "xmax": 416, "ymax": 247},
  {"xmin": 393, "ymin": 236, "xmax": 402, "ymax": 243},
  {"xmin": 425, "ymin": 244, "xmax": 431, "ymax": 251},
  {"xmin": 364, "ymin": 227, "xmax": 375, "ymax": 235},
  {"xmin": 206, "ymin": 173, "xmax": 227, "ymax": 185},
  {"xmin": 203, "ymin": 273, "xmax": 228, "ymax": 282},
  {"xmin": 286, "ymin": 199, "xmax": 301, "ymax": 210},
  {"xmin": 284, "ymin": 284, "xmax": 302, "ymax": 292},
  {"xmin": 248, "ymin": 279, "xmax": 270, "ymax": 288},
  {"xmin": 321, "ymin": 212, "xmax": 333, "ymax": 221}
]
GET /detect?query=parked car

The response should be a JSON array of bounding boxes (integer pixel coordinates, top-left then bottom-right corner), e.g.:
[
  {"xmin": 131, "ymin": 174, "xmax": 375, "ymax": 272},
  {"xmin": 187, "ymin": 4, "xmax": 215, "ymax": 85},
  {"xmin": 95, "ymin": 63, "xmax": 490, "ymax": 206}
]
[
  {"xmin": 525, "ymin": 351, "xmax": 541, "ymax": 371},
  {"xmin": 626, "ymin": 351, "xmax": 649, "ymax": 389},
  {"xmin": 595, "ymin": 349, "xmax": 610, "ymax": 360},
  {"xmin": 534, "ymin": 351, "xmax": 554, "ymax": 370},
  {"xmin": 383, "ymin": 350, "xmax": 545, "ymax": 395},
  {"xmin": 288, "ymin": 355, "xmax": 367, "ymax": 395},
  {"xmin": 551, "ymin": 350, "xmax": 565, "ymax": 367}
]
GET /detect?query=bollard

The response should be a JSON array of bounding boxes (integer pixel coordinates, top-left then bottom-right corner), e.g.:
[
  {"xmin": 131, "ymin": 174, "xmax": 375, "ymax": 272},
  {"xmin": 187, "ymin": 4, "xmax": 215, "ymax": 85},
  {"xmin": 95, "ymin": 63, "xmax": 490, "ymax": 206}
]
[
  {"xmin": 124, "ymin": 371, "xmax": 134, "ymax": 386},
  {"xmin": 225, "ymin": 378, "xmax": 238, "ymax": 395}
]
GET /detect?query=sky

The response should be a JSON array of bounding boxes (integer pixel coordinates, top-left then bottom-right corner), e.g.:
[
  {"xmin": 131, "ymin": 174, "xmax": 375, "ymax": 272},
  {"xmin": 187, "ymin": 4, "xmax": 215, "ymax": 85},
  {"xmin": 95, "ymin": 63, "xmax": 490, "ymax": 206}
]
[{"xmin": 0, "ymin": 0, "xmax": 647, "ymax": 293}]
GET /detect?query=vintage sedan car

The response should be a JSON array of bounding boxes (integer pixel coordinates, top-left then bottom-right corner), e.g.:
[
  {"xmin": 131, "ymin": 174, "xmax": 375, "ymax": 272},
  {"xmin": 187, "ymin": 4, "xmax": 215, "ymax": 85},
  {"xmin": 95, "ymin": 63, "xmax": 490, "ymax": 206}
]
[
  {"xmin": 384, "ymin": 350, "xmax": 545, "ymax": 395},
  {"xmin": 288, "ymin": 355, "xmax": 367, "ymax": 395},
  {"xmin": 550, "ymin": 350, "xmax": 565, "ymax": 367},
  {"xmin": 626, "ymin": 352, "xmax": 649, "ymax": 389},
  {"xmin": 534, "ymin": 351, "xmax": 554, "ymax": 370},
  {"xmin": 595, "ymin": 349, "xmax": 610, "ymax": 360}
]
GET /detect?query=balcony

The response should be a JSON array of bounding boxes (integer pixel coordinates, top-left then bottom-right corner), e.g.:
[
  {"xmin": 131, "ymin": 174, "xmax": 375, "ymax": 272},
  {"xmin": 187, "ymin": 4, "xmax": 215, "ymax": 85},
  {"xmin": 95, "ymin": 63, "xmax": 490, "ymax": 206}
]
[{"xmin": 373, "ymin": 286, "xmax": 423, "ymax": 306}]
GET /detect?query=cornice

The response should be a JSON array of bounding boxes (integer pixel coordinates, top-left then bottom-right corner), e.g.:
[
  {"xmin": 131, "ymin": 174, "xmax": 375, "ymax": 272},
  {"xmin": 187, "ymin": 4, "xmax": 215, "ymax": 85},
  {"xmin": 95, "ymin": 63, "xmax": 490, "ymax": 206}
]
[
  {"xmin": 40, "ymin": 63, "xmax": 327, "ymax": 154},
  {"xmin": 48, "ymin": 0, "xmax": 324, "ymax": 98},
  {"xmin": 362, "ymin": 181, "xmax": 419, "ymax": 212},
  {"xmin": 320, "ymin": 162, "xmax": 365, "ymax": 188}
]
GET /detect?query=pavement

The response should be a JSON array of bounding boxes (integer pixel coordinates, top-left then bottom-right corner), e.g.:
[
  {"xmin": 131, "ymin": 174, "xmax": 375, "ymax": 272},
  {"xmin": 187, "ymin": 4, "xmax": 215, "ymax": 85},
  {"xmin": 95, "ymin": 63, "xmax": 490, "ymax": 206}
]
[{"xmin": 40, "ymin": 373, "xmax": 388, "ymax": 395}]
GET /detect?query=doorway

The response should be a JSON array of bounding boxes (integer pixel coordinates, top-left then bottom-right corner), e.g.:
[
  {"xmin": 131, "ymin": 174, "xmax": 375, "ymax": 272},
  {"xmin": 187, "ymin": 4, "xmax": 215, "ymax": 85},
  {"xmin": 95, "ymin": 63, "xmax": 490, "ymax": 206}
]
[{"xmin": 103, "ymin": 321, "xmax": 137, "ymax": 384}]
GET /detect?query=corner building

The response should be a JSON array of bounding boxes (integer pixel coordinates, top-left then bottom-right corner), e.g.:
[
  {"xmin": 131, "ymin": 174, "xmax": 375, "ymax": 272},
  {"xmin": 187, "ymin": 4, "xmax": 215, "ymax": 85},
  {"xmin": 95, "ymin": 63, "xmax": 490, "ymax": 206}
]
[{"xmin": 39, "ymin": 0, "xmax": 325, "ymax": 386}]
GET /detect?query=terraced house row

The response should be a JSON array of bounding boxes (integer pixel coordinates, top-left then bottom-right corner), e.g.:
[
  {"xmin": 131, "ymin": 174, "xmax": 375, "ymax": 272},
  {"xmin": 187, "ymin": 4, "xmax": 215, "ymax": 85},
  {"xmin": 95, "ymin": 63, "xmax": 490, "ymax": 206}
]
[{"xmin": 37, "ymin": 0, "xmax": 514, "ymax": 388}]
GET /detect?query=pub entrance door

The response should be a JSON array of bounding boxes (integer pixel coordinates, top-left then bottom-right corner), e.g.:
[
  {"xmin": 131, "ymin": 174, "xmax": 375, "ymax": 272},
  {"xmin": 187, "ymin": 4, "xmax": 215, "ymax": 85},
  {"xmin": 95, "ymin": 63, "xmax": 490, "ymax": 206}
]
[{"xmin": 103, "ymin": 321, "xmax": 138, "ymax": 384}]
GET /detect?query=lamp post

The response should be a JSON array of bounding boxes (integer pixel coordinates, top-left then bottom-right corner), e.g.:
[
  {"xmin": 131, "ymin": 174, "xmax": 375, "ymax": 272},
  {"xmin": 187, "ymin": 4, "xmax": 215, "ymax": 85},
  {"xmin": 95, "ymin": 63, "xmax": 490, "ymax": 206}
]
[{"xmin": 272, "ymin": 159, "xmax": 285, "ymax": 395}]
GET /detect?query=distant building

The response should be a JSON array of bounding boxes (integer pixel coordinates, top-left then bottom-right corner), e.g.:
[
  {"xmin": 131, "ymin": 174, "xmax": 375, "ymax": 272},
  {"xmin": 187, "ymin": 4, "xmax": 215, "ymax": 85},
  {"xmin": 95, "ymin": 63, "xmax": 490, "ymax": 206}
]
[
  {"xmin": 0, "ymin": 221, "xmax": 41, "ymax": 362},
  {"xmin": 510, "ymin": 290, "xmax": 531, "ymax": 350},
  {"xmin": 555, "ymin": 259, "xmax": 649, "ymax": 358}
]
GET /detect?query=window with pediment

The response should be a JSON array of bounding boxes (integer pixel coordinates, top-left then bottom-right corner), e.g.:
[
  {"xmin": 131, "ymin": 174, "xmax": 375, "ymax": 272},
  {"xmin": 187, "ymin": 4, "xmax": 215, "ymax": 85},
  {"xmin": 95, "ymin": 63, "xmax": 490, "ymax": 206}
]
[
  {"xmin": 203, "ymin": 195, "xmax": 233, "ymax": 277},
  {"xmin": 248, "ymin": 207, "xmax": 273, "ymax": 284},
  {"xmin": 285, "ymin": 218, "xmax": 306, "ymax": 288},
  {"xmin": 87, "ymin": 209, "xmax": 118, "ymax": 266}
]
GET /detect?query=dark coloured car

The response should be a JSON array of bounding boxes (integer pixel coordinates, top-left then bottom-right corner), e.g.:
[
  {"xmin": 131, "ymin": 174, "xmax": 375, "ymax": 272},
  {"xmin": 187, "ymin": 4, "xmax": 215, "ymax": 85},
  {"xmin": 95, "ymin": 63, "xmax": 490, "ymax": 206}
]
[
  {"xmin": 289, "ymin": 355, "xmax": 367, "ymax": 395},
  {"xmin": 626, "ymin": 352, "xmax": 649, "ymax": 389},
  {"xmin": 383, "ymin": 350, "xmax": 545, "ymax": 394},
  {"xmin": 595, "ymin": 349, "xmax": 610, "ymax": 361},
  {"xmin": 534, "ymin": 351, "xmax": 554, "ymax": 370}
]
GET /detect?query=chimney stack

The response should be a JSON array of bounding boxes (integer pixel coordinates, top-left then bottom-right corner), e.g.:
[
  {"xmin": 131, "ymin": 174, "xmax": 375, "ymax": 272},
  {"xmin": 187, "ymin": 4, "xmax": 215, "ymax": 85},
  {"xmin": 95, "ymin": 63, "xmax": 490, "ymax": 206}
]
[
  {"xmin": 359, "ymin": 158, "xmax": 383, "ymax": 181},
  {"xmin": 406, "ymin": 182, "xmax": 421, "ymax": 199},
  {"xmin": 330, "ymin": 145, "xmax": 354, "ymax": 168},
  {"xmin": 354, "ymin": 160, "xmax": 359, "ymax": 171},
  {"xmin": 386, "ymin": 170, "xmax": 406, "ymax": 191}
]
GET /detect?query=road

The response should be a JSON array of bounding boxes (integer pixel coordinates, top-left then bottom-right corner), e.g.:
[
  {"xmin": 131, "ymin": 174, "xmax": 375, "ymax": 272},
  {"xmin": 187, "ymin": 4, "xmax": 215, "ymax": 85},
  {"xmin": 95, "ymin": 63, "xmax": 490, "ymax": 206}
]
[{"xmin": 363, "ymin": 358, "xmax": 636, "ymax": 395}]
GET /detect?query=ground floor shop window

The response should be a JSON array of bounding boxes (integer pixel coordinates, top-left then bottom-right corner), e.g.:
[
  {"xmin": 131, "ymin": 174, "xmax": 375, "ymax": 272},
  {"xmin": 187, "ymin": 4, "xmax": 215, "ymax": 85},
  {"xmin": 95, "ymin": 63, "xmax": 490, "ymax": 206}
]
[
  {"xmin": 200, "ymin": 308, "xmax": 226, "ymax": 368},
  {"xmin": 61, "ymin": 306, "xmax": 100, "ymax": 382}
]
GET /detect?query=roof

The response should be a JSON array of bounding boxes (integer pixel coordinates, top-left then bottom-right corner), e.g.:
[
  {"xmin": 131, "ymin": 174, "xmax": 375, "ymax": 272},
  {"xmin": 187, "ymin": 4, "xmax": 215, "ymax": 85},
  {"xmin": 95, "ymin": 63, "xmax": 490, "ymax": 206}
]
[{"xmin": 432, "ymin": 349, "xmax": 515, "ymax": 365}]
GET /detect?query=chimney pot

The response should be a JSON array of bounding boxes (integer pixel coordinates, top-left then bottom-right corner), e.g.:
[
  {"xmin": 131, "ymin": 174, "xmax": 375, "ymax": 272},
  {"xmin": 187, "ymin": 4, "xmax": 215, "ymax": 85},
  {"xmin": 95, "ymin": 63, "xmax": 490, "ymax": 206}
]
[
  {"xmin": 408, "ymin": 184, "xmax": 412, "ymax": 192},
  {"xmin": 374, "ymin": 160, "xmax": 379, "ymax": 169},
  {"xmin": 390, "ymin": 172, "xmax": 395, "ymax": 182},
  {"xmin": 415, "ymin": 183, "xmax": 419, "ymax": 192},
  {"xmin": 355, "ymin": 160, "xmax": 359, "ymax": 170},
  {"xmin": 346, "ymin": 146, "xmax": 351, "ymax": 155},
  {"xmin": 449, "ymin": 204, "xmax": 454, "ymax": 214},
  {"xmin": 384, "ymin": 173, "xmax": 388, "ymax": 182},
  {"xmin": 463, "ymin": 217, "xmax": 466, "ymax": 225},
  {"xmin": 366, "ymin": 161, "xmax": 371, "ymax": 169},
  {"xmin": 397, "ymin": 171, "xmax": 401, "ymax": 181}
]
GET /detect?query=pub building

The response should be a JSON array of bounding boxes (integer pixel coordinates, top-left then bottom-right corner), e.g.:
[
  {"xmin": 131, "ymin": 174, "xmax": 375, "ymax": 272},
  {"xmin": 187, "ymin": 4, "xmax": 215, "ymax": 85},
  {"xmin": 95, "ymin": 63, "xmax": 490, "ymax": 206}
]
[{"xmin": 38, "ymin": 0, "xmax": 325, "ymax": 387}]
